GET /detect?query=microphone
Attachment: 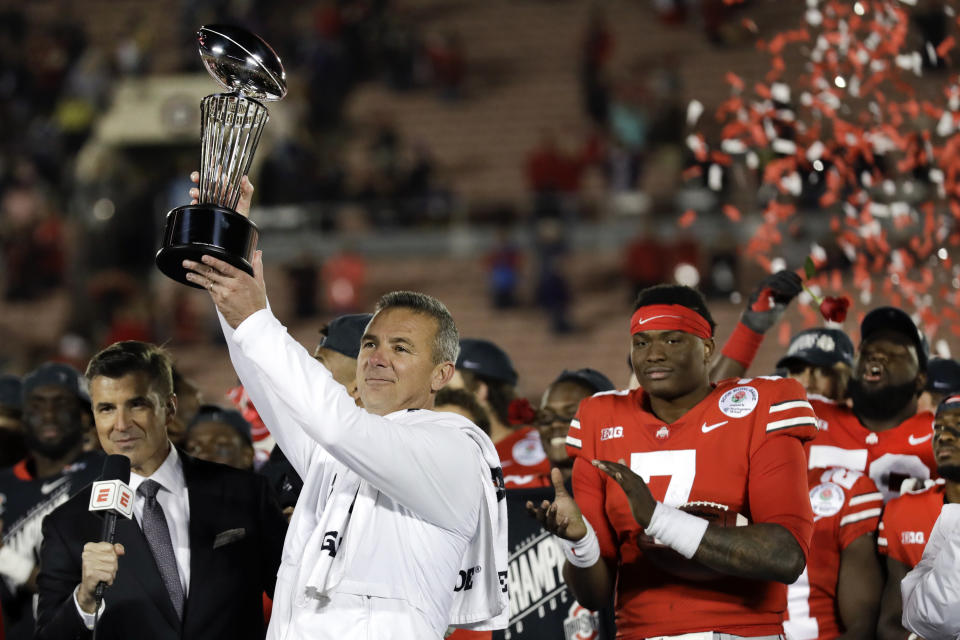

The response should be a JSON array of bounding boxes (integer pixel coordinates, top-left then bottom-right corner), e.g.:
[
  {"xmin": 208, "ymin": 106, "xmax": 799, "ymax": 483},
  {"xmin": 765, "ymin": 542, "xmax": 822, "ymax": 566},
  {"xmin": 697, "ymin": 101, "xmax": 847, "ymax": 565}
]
[{"xmin": 87, "ymin": 455, "xmax": 133, "ymax": 601}]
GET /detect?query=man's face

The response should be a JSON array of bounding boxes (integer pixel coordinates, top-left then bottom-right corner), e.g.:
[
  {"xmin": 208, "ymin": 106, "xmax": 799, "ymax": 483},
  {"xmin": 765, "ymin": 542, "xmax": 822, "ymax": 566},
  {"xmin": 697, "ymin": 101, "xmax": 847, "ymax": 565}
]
[
  {"xmin": 783, "ymin": 361, "xmax": 848, "ymax": 400},
  {"xmin": 314, "ymin": 346, "xmax": 359, "ymax": 389},
  {"xmin": 186, "ymin": 421, "xmax": 253, "ymax": 470},
  {"xmin": 91, "ymin": 372, "xmax": 175, "ymax": 476},
  {"xmin": 535, "ymin": 380, "xmax": 593, "ymax": 466},
  {"xmin": 356, "ymin": 308, "xmax": 452, "ymax": 416},
  {"xmin": 631, "ymin": 330, "xmax": 713, "ymax": 400},
  {"xmin": 933, "ymin": 407, "xmax": 960, "ymax": 481},
  {"xmin": 23, "ymin": 384, "xmax": 86, "ymax": 458},
  {"xmin": 168, "ymin": 381, "xmax": 201, "ymax": 447},
  {"xmin": 854, "ymin": 331, "xmax": 922, "ymax": 389}
]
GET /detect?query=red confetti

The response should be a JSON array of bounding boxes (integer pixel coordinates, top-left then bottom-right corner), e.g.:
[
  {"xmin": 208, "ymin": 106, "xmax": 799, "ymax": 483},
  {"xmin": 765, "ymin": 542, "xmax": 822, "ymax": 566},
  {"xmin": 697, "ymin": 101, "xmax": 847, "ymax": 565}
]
[
  {"xmin": 722, "ymin": 205, "xmax": 742, "ymax": 222},
  {"xmin": 678, "ymin": 209, "xmax": 697, "ymax": 228},
  {"xmin": 937, "ymin": 36, "xmax": 955, "ymax": 58}
]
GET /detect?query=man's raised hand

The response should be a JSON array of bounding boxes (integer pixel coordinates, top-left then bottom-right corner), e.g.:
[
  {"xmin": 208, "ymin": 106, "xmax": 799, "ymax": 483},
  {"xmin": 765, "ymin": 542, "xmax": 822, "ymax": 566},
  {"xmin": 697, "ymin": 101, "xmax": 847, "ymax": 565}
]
[
  {"xmin": 183, "ymin": 251, "xmax": 267, "ymax": 328},
  {"xmin": 188, "ymin": 172, "xmax": 255, "ymax": 217},
  {"xmin": 525, "ymin": 467, "xmax": 588, "ymax": 541}
]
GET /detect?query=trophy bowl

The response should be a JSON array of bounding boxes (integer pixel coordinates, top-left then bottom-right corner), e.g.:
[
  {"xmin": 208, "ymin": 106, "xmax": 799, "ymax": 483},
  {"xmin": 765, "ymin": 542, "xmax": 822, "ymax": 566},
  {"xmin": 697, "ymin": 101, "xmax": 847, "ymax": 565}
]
[{"xmin": 156, "ymin": 25, "xmax": 286, "ymax": 287}]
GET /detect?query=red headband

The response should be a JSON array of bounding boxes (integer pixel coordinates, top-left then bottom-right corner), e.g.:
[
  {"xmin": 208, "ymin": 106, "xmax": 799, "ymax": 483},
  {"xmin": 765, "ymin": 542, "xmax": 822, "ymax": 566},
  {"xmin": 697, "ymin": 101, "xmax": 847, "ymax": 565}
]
[{"xmin": 630, "ymin": 304, "xmax": 713, "ymax": 339}]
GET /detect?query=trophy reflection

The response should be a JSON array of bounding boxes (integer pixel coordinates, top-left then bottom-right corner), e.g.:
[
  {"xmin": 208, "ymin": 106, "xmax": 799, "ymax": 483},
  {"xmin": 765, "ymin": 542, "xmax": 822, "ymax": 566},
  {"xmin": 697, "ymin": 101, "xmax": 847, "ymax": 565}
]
[{"xmin": 156, "ymin": 24, "xmax": 286, "ymax": 287}]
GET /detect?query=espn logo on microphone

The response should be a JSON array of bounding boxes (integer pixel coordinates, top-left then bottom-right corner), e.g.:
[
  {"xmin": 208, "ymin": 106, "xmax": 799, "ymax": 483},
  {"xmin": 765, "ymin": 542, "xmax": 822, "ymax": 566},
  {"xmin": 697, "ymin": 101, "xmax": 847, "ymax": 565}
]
[{"xmin": 88, "ymin": 480, "xmax": 134, "ymax": 519}]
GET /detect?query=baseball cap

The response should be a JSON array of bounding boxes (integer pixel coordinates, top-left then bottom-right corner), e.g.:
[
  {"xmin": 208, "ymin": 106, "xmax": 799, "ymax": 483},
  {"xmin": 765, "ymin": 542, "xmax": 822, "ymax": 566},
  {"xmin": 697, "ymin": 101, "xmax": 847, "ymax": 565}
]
[
  {"xmin": 935, "ymin": 393, "xmax": 960, "ymax": 417},
  {"xmin": 187, "ymin": 404, "xmax": 253, "ymax": 445},
  {"xmin": 553, "ymin": 368, "xmax": 616, "ymax": 394},
  {"xmin": 925, "ymin": 357, "xmax": 960, "ymax": 394},
  {"xmin": 456, "ymin": 338, "xmax": 518, "ymax": 386},
  {"xmin": 776, "ymin": 328, "xmax": 855, "ymax": 370},
  {"xmin": 21, "ymin": 362, "xmax": 89, "ymax": 403},
  {"xmin": 316, "ymin": 313, "xmax": 373, "ymax": 360},
  {"xmin": 859, "ymin": 306, "xmax": 929, "ymax": 370},
  {"xmin": 0, "ymin": 374, "xmax": 22, "ymax": 410}
]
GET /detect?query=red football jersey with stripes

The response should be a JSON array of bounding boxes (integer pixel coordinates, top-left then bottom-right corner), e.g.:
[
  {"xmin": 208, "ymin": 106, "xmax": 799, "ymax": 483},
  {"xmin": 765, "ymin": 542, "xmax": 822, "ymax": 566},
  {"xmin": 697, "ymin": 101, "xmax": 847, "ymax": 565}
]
[
  {"xmin": 806, "ymin": 399, "xmax": 937, "ymax": 503},
  {"xmin": 567, "ymin": 377, "xmax": 817, "ymax": 639},
  {"xmin": 497, "ymin": 426, "xmax": 552, "ymax": 489},
  {"xmin": 784, "ymin": 467, "xmax": 883, "ymax": 640},
  {"xmin": 878, "ymin": 482, "xmax": 946, "ymax": 568}
]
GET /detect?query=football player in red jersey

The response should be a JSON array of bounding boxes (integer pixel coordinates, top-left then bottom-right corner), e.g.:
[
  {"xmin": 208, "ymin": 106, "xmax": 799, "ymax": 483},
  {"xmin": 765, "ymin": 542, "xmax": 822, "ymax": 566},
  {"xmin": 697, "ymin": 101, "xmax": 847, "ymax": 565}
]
[
  {"xmin": 525, "ymin": 368, "xmax": 616, "ymax": 488},
  {"xmin": 773, "ymin": 329, "xmax": 884, "ymax": 640},
  {"xmin": 783, "ymin": 467, "xmax": 883, "ymax": 640},
  {"xmin": 448, "ymin": 338, "xmax": 552, "ymax": 483},
  {"xmin": 806, "ymin": 307, "xmax": 936, "ymax": 503},
  {"xmin": 528, "ymin": 285, "xmax": 817, "ymax": 639},
  {"xmin": 876, "ymin": 394, "xmax": 960, "ymax": 640}
]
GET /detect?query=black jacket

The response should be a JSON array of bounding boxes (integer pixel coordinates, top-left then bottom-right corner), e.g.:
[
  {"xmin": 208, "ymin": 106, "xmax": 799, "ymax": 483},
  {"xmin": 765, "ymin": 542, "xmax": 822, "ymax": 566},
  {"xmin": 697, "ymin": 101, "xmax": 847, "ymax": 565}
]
[{"xmin": 34, "ymin": 453, "xmax": 287, "ymax": 640}]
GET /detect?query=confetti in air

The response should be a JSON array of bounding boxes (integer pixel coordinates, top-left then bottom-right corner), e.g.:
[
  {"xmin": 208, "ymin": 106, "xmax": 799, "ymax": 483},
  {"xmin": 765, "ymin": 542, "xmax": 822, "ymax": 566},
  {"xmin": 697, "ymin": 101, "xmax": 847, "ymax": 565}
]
[{"xmin": 685, "ymin": 0, "xmax": 960, "ymax": 342}]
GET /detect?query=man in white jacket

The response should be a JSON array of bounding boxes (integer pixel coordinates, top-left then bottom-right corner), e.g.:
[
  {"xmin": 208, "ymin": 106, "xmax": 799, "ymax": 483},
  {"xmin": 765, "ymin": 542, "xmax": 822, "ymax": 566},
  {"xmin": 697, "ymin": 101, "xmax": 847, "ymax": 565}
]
[
  {"xmin": 901, "ymin": 504, "xmax": 960, "ymax": 640},
  {"xmin": 181, "ymin": 180, "xmax": 507, "ymax": 640}
]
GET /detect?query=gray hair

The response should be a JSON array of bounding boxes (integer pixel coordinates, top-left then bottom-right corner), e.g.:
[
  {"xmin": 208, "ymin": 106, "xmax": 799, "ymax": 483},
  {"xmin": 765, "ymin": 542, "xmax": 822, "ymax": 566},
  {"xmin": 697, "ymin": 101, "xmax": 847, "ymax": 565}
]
[{"xmin": 374, "ymin": 291, "xmax": 460, "ymax": 364}]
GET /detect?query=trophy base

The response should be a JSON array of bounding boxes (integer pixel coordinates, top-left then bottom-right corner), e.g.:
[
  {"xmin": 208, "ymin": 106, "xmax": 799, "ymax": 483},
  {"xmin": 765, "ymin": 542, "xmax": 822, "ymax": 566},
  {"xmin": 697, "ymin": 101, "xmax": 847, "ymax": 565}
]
[{"xmin": 156, "ymin": 204, "xmax": 260, "ymax": 288}]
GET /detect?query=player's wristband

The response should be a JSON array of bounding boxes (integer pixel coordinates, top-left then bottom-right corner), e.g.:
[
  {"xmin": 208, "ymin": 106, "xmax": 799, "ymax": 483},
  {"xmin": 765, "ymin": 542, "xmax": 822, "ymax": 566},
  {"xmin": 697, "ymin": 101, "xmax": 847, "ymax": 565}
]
[
  {"xmin": 559, "ymin": 519, "xmax": 601, "ymax": 568},
  {"xmin": 721, "ymin": 320, "xmax": 765, "ymax": 369},
  {"xmin": 644, "ymin": 502, "xmax": 709, "ymax": 560}
]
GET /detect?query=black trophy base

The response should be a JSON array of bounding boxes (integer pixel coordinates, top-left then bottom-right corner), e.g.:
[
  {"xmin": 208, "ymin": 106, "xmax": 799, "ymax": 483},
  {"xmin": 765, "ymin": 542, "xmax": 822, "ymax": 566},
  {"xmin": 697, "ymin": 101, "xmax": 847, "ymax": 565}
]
[{"xmin": 156, "ymin": 204, "xmax": 260, "ymax": 288}]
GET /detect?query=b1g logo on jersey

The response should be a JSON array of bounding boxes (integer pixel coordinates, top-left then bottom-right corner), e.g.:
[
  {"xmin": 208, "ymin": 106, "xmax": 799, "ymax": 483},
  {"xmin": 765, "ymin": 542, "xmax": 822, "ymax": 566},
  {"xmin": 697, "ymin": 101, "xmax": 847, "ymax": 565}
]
[
  {"xmin": 718, "ymin": 386, "xmax": 759, "ymax": 418},
  {"xmin": 513, "ymin": 430, "xmax": 547, "ymax": 467},
  {"xmin": 809, "ymin": 481, "xmax": 845, "ymax": 517},
  {"xmin": 600, "ymin": 426, "xmax": 623, "ymax": 441},
  {"xmin": 901, "ymin": 531, "xmax": 925, "ymax": 545}
]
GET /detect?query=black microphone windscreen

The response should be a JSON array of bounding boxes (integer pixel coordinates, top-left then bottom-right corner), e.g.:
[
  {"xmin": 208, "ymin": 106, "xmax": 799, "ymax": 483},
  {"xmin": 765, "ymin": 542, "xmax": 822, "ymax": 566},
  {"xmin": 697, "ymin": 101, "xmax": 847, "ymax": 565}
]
[{"xmin": 99, "ymin": 454, "xmax": 131, "ymax": 484}]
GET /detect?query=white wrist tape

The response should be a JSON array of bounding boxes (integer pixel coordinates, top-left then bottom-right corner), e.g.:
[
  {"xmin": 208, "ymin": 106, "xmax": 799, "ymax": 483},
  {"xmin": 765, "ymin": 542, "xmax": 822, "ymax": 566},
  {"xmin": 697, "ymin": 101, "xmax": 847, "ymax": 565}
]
[
  {"xmin": 644, "ymin": 502, "xmax": 709, "ymax": 560},
  {"xmin": 559, "ymin": 518, "xmax": 601, "ymax": 568}
]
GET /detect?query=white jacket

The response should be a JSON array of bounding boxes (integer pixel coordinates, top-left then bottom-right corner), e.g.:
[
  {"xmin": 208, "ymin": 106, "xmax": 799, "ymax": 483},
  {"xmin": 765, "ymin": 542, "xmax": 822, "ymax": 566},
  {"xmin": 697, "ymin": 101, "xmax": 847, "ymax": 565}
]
[
  {"xmin": 220, "ymin": 308, "xmax": 503, "ymax": 639},
  {"xmin": 902, "ymin": 503, "xmax": 960, "ymax": 640}
]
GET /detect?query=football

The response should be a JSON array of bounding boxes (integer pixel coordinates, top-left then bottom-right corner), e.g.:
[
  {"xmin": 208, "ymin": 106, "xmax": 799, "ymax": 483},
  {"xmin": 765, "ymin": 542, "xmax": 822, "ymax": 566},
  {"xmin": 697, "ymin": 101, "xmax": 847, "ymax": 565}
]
[{"xmin": 637, "ymin": 501, "xmax": 749, "ymax": 582}]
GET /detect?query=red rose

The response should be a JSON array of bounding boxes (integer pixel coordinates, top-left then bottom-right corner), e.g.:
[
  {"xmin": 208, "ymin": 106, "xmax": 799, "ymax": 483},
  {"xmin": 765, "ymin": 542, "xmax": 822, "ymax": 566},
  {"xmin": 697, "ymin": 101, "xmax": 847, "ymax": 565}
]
[
  {"xmin": 819, "ymin": 296, "xmax": 851, "ymax": 323},
  {"xmin": 507, "ymin": 397, "xmax": 536, "ymax": 426}
]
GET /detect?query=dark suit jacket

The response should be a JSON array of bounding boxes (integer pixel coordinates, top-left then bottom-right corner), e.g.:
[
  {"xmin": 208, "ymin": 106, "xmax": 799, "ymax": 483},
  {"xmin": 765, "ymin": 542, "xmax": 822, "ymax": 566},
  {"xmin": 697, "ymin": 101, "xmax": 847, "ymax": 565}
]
[{"xmin": 34, "ymin": 453, "xmax": 287, "ymax": 640}]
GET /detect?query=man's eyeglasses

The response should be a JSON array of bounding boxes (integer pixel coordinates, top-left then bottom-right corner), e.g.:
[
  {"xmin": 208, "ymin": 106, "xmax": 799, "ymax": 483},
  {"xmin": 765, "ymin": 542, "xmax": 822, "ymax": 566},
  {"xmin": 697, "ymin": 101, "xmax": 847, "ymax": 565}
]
[{"xmin": 533, "ymin": 411, "xmax": 575, "ymax": 427}]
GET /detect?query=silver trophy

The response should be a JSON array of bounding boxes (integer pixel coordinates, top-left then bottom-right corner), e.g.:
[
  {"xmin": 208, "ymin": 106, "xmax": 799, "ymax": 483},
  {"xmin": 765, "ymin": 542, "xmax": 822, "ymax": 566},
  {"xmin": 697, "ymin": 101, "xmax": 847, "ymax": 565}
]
[{"xmin": 156, "ymin": 24, "xmax": 286, "ymax": 286}]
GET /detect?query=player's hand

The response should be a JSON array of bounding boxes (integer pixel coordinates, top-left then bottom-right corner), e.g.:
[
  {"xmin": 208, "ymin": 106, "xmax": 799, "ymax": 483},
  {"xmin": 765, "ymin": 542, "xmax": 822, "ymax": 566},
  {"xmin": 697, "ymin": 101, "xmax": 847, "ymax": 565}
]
[
  {"xmin": 525, "ymin": 467, "xmax": 588, "ymax": 541},
  {"xmin": 741, "ymin": 270, "xmax": 803, "ymax": 333},
  {"xmin": 593, "ymin": 459, "xmax": 657, "ymax": 528},
  {"xmin": 183, "ymin": 251, "xmax": 268, "ymax": 328},
  {"xmin": 78, "ymin": 542, "xmax": 125, "ymax": 613},
  {"xmin": 188, "ymin": 171, "xmax": 255, "ymax": 217}
]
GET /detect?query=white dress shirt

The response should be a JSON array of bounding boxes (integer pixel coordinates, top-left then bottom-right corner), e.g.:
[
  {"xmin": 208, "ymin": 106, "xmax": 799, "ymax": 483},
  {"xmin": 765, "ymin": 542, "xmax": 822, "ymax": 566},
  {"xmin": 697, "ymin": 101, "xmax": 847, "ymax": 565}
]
[
  {"xmin": 75, "ymin": 445, "xmax": 191, "ymax": 628},
  {"xmin": 902, "ymin": 503, "xmax": 960, "ymax": 640},
  {"xmin": 221, "ymin": 307, "xmax": 487, "ymax": 640}
]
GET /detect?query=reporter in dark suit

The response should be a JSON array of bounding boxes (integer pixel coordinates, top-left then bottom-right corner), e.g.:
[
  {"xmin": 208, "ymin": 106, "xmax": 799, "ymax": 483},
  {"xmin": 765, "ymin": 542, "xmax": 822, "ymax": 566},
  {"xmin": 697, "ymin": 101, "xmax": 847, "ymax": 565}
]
[{"xmin": 35, "ymin": 341, "xmax": 287, "ymax": 640}]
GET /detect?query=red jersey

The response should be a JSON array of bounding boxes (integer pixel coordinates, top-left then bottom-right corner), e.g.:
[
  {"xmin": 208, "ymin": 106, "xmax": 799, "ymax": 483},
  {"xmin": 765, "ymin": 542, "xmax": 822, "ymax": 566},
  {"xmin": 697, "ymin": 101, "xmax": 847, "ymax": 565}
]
[
  {"xmin": 498, "ymin": 426, "xmax": 552, "ymax": 489},
  {"xmin": 784, "ymin": 467, "xmax": 883, "ymax": 640},
  {"xmin": 806, "ymin": 399, "xmax": 937, "ymax": 503},
  {"xmin": 568, "ymin": 377, "xmax": 818, "ymax": 639},
  {"xmin": 878, "ymin": 482, "xmax": 946, "ymax": 568}
]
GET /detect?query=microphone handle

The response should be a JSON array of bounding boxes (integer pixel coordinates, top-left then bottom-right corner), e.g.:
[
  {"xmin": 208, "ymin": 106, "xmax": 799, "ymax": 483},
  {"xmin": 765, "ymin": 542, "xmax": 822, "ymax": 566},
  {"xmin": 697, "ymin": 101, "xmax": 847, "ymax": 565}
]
[{"xmin": 94, "ymin": 511, "xmax": 119, "ymax": 601}]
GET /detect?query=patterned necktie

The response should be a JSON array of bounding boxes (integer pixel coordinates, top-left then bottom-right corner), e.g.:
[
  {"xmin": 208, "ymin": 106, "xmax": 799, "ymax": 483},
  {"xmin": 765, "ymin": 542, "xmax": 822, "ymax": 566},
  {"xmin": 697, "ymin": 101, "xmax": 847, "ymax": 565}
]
[{"xmin": 138, "ymin": 479, "xmax": 184, "ymax": 619}]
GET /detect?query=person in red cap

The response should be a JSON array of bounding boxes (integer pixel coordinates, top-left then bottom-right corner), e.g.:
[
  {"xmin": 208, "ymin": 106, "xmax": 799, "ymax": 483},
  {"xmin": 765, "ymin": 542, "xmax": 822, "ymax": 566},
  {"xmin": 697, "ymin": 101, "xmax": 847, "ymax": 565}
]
[
  {"xmin": 529, "ymin": 284, "xmax": 817, "ymax": 639},
  {"xmin": 876, "ymin": 393, "xmax": 960, "ymax": 640},
  {"xmin": 806, "ymin": 307, "xmax": 937, "ymax": 503}
]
